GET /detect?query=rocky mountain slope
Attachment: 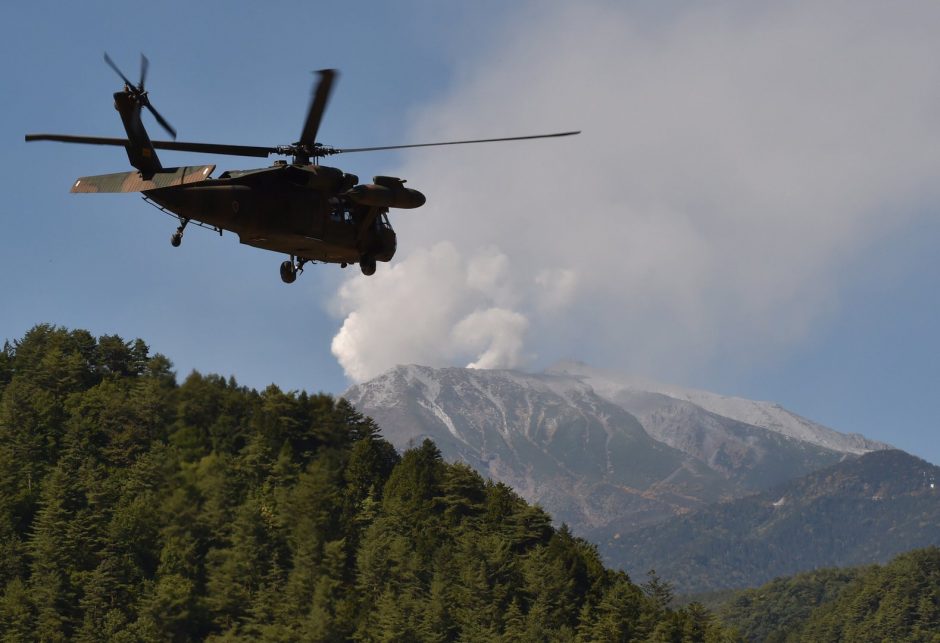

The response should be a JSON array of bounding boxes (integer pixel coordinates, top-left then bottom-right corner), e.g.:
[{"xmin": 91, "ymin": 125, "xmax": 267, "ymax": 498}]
[
  {"xmin": 548, "ymin": 361, "xmax": 888, "ymax": 456},
  {"xmin": 608, "ymin": 449, "xmax": 940, "ymax": 594},
  {"xmin": 345, "ymin": 365, "xmax": 731, "ymax": 531},
  {"xmin": 344, "ymin": 364, "xmax": 885, "ymax": 538}
]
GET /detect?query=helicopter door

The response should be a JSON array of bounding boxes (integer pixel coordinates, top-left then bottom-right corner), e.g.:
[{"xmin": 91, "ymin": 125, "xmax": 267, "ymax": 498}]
[{"xmin": 377, "ymin": 212, "xmax": 393, "ymax": 231}]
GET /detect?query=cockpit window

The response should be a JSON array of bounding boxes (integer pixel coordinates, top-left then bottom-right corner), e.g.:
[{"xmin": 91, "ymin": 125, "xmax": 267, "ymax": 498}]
[{"xmin": 330, "ymin": 208, "xmax": 356, "ymax": 224}]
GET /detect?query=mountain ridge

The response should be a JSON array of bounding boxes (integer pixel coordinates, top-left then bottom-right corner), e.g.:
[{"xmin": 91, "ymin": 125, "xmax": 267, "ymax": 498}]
[
  {"xmin": 346, "ymin": 365, "xmax": 733, "ymax": 532},
  {"xmin": 547, "ymin": 360, "xmax": 889, "ymax": 455},
  {"xmin": 344, "ymin": 364, "xmax": 886, "ymax": 540},
  {"xmin": 608, "ymin": 448, "xmax": 940, "ymax": 593}
]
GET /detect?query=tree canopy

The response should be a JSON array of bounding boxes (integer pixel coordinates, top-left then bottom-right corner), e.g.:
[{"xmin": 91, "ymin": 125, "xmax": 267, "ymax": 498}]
[
  {"xmin": 0, "ymin": 325, "xmax": 736, "ymax": 641},
  {"xmin": 714, "ymin": 548, "xmax": 940, "ymax": 642}
]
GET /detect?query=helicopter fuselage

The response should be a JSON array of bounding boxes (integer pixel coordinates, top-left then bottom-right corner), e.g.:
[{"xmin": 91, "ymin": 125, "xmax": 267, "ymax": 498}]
[
  {"xmin": 25, "ymin": 56, "xmax": 576, "ymax": 281},
  {"xmin": 142, "ymin": 162, "xmax": 402, "ymax": 265}
]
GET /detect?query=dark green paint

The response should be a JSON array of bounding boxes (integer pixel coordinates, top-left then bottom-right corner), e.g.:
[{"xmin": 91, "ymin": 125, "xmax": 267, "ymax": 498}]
[{"xmin": 26, "ymin": 55, "xmax": 578, "ymax": 282}]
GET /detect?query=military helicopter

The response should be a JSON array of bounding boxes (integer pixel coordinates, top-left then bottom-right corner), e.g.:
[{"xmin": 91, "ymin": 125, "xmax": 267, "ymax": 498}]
[{"xmin": 25, "ymin": 55, "xmax": 579, "ymax": 282}]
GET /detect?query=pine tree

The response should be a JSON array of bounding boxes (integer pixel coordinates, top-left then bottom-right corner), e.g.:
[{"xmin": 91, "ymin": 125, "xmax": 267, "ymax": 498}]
[
  {"xmin": 1, "ymin": 377, "xmax": 63, "ymax": 510},
  {"xmin": 501, "ymin": 597, "xmax": 528, "ymax": 642},
  {"xmin": 642, "ymin": 569, "xmax": 675, "ymax": 614},
  {"xmin": 96, "ymin": 335, "xmax": 134, "ymax": 377},
  {"xmin": 382, "ymin": 439, "xmax": 445, "ymax": 518},
  {"xmin": 302, "ymin": 538, "xmax": 351, "ymax": 641},
  {"xmin": 0, "ymin": 577, "xmax": 34, "ymax": 642},
  {"xmin": 439, "ymin": 462, "xmax": 486, "ymax": 524},
  {"xmin": 204, "ymin": 493, "xmax": 285, "ymax": 632},
  {"xmin": 0, "ymin": 341, "xmax": 13, "ymax": 390},
  {"xmin": 27, "ymin": 450, "xmax": 92, "ymax": 640},
  {"xmin": 0, "ymin": 325, "xmax": 744, "ymax": 642},
  {"xmin": 420, "ymin": 566, "xmax": 458, "ymax": 643}
]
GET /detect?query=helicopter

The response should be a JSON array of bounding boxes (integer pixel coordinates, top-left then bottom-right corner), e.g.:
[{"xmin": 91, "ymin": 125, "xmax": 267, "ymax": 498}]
[{"xmin": 26, "ymin": 55, "xmax": 579, "ymax": 282}]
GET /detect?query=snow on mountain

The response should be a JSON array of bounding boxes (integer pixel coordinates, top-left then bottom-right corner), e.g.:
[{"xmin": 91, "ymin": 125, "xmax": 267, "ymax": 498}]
[
  {"xmin": 344, "ymin": 363, "xmax": 891, "ymax": 539},
  {"xmin": 344, "ymin": 365, "xmax": 736, "ymax": 533},
  {"xmin": 598, "ymin": 388, "xmax": 852, "ymax": 491},
  {"xmin": 547, "ymin": 361, "xmax": 890, "ymax": 455}
]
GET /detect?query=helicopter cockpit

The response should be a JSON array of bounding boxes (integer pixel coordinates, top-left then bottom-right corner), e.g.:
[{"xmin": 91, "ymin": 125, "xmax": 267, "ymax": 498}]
[{"xmin": 330, "ymin": 208, "xmax": 353, "ymax": 224}]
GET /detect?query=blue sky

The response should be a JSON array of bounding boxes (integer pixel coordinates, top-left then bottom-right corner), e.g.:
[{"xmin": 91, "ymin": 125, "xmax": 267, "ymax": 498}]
[{"xmin": 3, "ymin": 1, "xmax": 938, "ymax": 464}]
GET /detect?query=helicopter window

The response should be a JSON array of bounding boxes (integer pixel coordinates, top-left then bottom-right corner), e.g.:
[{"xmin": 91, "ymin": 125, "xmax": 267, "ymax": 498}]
[
  {"xmin": 343, "ymin": 211, "xmax": 354, "ymax": 224},
  {"xmin": 378, "ymin": 213, "xmax": 392, "ymax": 230}
]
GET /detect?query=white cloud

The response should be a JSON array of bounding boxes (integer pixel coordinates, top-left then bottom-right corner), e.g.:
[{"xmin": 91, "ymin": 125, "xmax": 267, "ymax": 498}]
[
  {"xmin": 535, "ymin": 268, "xmax": 578, "ymax": 312},
  {"xmin": 331, "ymin": 0, "xmax": 940, "ymax": 383},
  {"xmin": 465, "ymin": 247, "xmax": 516, "ymax": 307}
]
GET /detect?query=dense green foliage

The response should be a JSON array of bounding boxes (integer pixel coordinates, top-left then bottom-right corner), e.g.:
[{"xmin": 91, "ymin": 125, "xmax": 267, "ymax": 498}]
[
  {"xmin": 799, "ymin": 548, "xmax": 940, "ymax": 642},
  {"xmin": 715, "ymin": 548, "xmax": 940, "ymax": 642},
  {"xmin": 0, "ymin": 325, "xmax": 735, "ymax": 641},
  {"xmin": 714, "ymin": 568, "xmax": 864, "ymax": 642}
]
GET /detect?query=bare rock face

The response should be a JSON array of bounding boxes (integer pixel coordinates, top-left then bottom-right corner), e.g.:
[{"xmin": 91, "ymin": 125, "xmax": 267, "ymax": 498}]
[
  {"xmin": 548, "ymin": 361, "xmax": 889, "ymax": 456},
  {"xmin": 345, "ymin": 366, "xmax": 732, "ymax": 532},
  {"xmin": 344, "ymin": 364, "xmax": 887, "ymax": 541}
]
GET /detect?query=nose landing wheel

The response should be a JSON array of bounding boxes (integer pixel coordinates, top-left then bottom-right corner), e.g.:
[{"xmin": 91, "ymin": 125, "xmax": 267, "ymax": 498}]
[{"xmin": 359, "ymin": 255, "xmax": 376, "ymax": 276}]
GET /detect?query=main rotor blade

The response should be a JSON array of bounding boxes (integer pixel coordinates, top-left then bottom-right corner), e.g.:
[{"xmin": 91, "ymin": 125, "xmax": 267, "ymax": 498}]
[
  {"xmin": 298, "ymin": 69, "xmax": 337, "ymax": 147},
  {"xmin": 145, "ymin": 103, "xmax": 177, "ymax": 140},
  {"xmin": 26, "ymin": 134, "xmax": 134, "ymax": 147},
  {"xmin": 152, "ymin": 140, "xmax": 275, "ymax": 157},
  {"xmin": 331, "ymin": 130, "xmax": 581, "ymax": 155},
  {"xmin": 26, "ymin": 129, "xmax": 580, "ymax": 159},
  {"xmin": 139, "ymin": 53, "xmax": 149, "ymax": 90},
  {"xmin": 25, "ymin": 134, "xmax": 275, "ymax": 158},
  {"xmin": 104, "ymin": 53, "xmax": 134, "ymax": 88}
]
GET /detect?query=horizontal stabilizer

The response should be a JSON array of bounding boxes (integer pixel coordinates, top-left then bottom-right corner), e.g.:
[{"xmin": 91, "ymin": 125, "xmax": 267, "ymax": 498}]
[{"xmin": 70, "ymin": 165, "xmax": 215, "ymax": 193}]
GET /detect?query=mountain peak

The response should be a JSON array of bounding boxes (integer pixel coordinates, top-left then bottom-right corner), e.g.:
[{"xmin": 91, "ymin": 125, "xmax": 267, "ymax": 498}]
[
  {"xmin": 546, "ymin": 361, "xmax": 890, "ymax": 455},
  {"xmin": 346, "ymin": 363, "xmax": 893, "ymax": 543}
]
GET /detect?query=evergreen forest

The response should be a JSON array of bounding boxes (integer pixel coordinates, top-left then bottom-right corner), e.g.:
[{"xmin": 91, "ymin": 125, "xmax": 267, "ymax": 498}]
[
  {"xmin": 0, "ymin": 325, "xmax": 736, "ymax": 642},
  {"xmin": 714, "ymin": 547, "xmax": 940, "ymax": 642}
]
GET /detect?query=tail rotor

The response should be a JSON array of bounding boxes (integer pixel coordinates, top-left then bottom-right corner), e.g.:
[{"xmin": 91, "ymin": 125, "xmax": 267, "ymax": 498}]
[{"xmin": 104, "ymin": 52, "xmax": 176, "ymax": 139}]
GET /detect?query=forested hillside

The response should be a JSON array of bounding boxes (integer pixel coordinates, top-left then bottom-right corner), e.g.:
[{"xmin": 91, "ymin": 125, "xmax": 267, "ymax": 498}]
[
  {"xmin": 612, "ymin": 449, "xmax": 940, "ymax": 593},
  {"xmin": 715, "ymin": 547, "xmax": 940, "ymax": 642},
  {"xmin": 0, "ymin": 325, "xmax": 734, "ymax": 641}
]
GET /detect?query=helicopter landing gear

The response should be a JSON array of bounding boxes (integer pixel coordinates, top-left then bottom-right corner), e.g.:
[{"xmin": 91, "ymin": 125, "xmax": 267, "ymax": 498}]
[
  {"xmin": 359, "ymin": 255, "xmax": 376, "ymax": 276},
  {"xmin": 280, "ymin": 255, "xmax": 309, "ymax": 284},
  {"xmin": 170, "ymin": 218, "xmax": 189, "ymax": 247},
  {"xmin": 280, "ymin": 261, "xmax": 296, "ymax": 284}
]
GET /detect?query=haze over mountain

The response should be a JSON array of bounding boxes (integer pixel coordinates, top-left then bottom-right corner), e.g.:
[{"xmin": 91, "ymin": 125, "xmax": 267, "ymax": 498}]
[
  {"xmin": 549, "ymin": 361, "xmax": 887, "ymax": 456},
  {"xmin": 344, "ymin": 364, "xmax": 889, "ymax": 539},
  {"xmin": 612, "ymin": 449, "xmax": 940, "ymax": 594}
]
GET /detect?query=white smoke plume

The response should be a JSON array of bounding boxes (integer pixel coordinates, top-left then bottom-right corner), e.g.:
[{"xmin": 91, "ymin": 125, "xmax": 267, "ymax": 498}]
[
  {"xmin": 331, "ymin": 0, "xmax": 940, "ymax": 383},
  {"xmin": 331, "ymin": 243, "xmax": 531, "ymax": 381}
]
